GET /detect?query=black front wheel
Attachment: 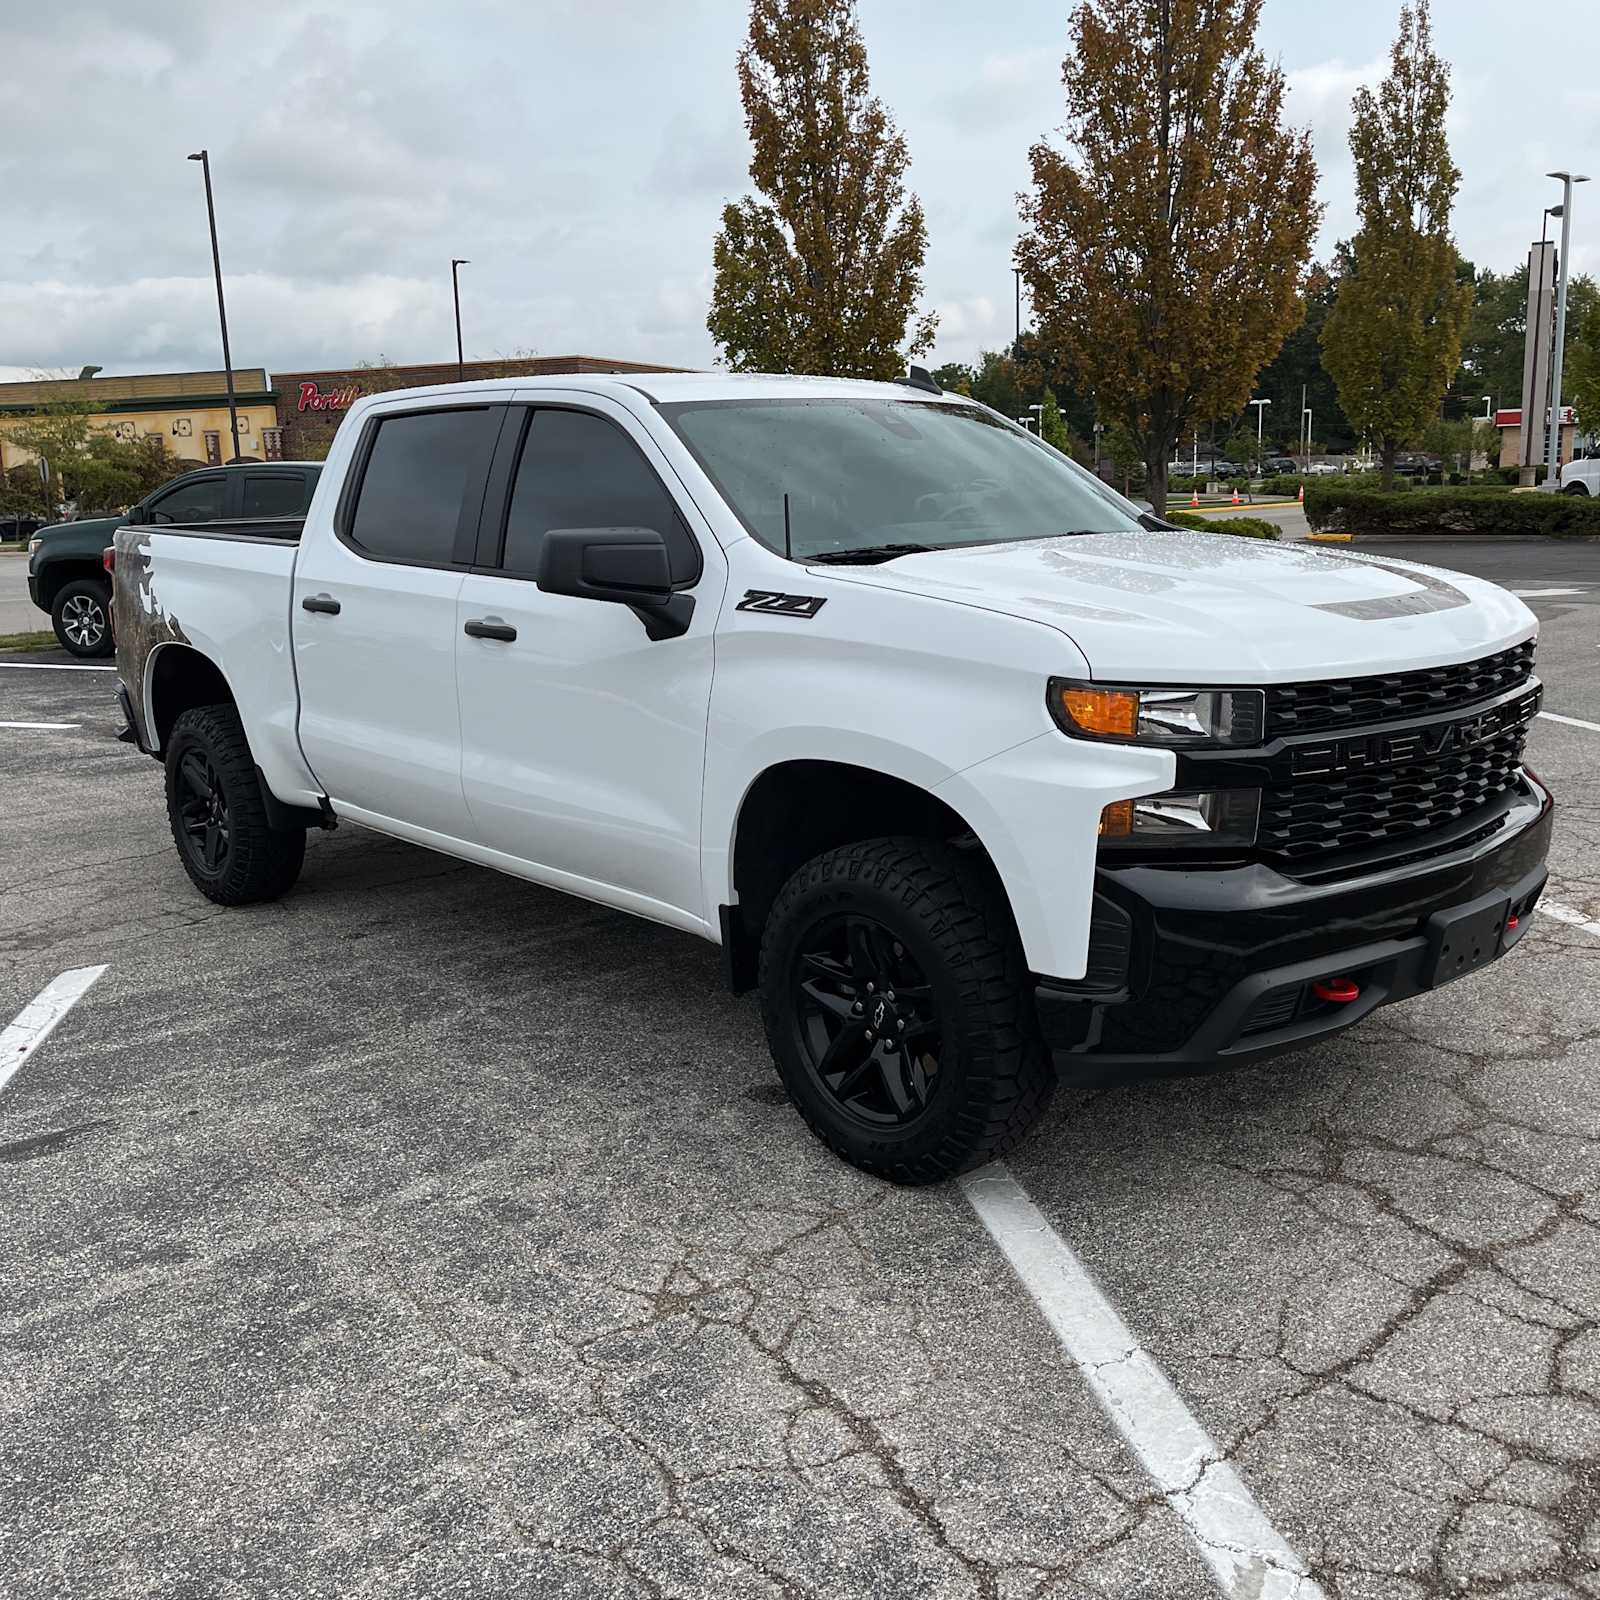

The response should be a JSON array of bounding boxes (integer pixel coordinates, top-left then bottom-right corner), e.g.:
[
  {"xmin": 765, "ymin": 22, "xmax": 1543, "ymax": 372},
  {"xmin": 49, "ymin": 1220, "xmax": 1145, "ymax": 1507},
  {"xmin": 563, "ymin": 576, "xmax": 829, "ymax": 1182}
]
[
  {"xmin": 165, "ymin": 704, "xmax": 306, "ymax": 905},
  {"xmin": 760, "ymin": 837, "xmax": 1053, "ymax": 1185}
]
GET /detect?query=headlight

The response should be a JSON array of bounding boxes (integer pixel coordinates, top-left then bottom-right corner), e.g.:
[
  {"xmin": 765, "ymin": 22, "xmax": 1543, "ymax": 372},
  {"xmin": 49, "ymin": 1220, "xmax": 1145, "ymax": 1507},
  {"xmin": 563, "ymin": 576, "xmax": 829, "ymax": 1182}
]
[
  {"xmin": 1099, "ymin": 788, "xmax": 1260, "ymax": 848},
  {"xmin": 28, "ymin": 537, "xmax": 42, "ymax": 556},
  {"xmin": 1048, "ymin": 680, "xmax": 1265, "ymax": 747}
]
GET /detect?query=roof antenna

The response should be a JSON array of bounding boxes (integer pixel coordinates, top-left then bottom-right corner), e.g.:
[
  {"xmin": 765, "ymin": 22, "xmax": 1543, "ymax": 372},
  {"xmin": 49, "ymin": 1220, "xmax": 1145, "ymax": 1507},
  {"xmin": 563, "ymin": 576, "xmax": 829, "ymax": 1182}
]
[{"xmin": 783, "ymin": 492, "xmax": 793, "ymax": 560}]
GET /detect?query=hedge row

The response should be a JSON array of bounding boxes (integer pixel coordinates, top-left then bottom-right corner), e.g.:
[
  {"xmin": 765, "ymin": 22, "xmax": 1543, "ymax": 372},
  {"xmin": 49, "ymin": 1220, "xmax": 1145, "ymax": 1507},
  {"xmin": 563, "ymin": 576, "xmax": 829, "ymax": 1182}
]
[
  {"xmin": 1303, "ymin": 483, "xmax": 1600, "ymax": 536},
  {"xmin": 1165, "ymin": 511, "xmax": 1280, "ymax": 540}
]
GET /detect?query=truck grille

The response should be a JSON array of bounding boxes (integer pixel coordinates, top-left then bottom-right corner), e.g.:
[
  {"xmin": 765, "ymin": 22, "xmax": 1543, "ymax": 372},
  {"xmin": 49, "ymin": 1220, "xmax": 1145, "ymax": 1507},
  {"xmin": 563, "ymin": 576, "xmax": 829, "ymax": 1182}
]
[
  {"xmin": 1263, "ymin": 641, "xmax": 1535, "ymax": 740},
  {"xmin": 1259, "ymin": 726, "xmax": 1528, "ymax": 864}
]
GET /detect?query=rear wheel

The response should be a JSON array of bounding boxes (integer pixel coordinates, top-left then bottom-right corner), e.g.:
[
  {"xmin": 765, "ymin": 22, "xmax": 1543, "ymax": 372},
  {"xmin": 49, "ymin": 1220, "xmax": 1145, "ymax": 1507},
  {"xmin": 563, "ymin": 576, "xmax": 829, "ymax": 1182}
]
[
  {"xmin": 165, "ymin": 704, "xmax": 305, "ymax": 905},
  {"xmin": 759, "ymin": 837, "xmax": 1053, "ymax": 1185},
  {"xmin": 51, "ymin": 578, "xmax": 113, "ymax": 658},
  {"xmin": 1563, "ymin": 481, "xmax": 1589, "ymax": 495}
]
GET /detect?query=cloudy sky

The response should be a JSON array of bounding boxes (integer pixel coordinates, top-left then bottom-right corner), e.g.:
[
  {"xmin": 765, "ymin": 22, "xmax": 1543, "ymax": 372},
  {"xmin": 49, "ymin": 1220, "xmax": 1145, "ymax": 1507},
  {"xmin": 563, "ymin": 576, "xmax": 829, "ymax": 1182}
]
[{"xmin": 1, "ymin": 0, "xmax": 1596, "ymax": 385}]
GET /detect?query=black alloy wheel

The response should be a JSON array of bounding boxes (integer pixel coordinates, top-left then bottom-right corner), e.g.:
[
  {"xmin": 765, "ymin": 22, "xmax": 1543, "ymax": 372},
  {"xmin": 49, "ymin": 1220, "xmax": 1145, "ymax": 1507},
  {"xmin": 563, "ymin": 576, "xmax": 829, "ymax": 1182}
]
[
  {"xmin": 791, "ymin": 913, "xmax": 945, "ymax": 1128},
  {"xmin": 174, "ymin": 748, "xmax": 232, "ymax": 878},
  {"xmin": 759, "ymin": 837, "xmax": 1054, "ymax": 1185}
]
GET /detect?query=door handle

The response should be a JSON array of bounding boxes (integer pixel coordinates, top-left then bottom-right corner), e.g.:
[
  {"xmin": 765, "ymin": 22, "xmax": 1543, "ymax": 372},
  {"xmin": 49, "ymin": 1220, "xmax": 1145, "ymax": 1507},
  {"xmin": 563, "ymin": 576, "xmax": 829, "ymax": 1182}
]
[
  {"xmin": 464, "ymin": 618, "xmax": 517, "ymax": 642},
  {"xmin": 302, "ymin": 593, "xmax": 341, "ymax": 615}
]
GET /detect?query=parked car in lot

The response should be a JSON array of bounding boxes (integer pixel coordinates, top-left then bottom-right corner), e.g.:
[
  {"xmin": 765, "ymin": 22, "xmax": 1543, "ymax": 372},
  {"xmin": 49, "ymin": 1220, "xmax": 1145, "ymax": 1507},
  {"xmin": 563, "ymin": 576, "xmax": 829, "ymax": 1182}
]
[
  {"xmin": 27, "ymin": 462, "xmax": 320, "ymax": 656},
  {"xmin": 1557, "ymin": 455, "xmax": 1599, "ymax": 495},
  {"xmin": 112, "ymin": 372, "xmax": 1552, "ymax": 1184},
  {"xmin": 2, "ymin": 514, "xmax": 45, "ymax": 543},
  {"xmin": 1263, "ymin": 455, "xmax": 1299, "ymax": 475}
]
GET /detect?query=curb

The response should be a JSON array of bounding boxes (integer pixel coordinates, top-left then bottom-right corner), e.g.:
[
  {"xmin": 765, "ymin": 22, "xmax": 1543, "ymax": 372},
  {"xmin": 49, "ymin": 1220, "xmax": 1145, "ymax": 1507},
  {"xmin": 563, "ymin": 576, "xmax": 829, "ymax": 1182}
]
[{"xmin": 1305, "ymin": 532, "xmax": 1352, "ymax": 542}]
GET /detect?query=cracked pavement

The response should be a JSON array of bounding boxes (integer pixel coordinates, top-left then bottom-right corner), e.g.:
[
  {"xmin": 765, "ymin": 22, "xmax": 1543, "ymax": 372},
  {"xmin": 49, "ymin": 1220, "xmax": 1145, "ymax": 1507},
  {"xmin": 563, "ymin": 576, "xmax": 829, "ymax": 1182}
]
[{"xmin": 1, "ymin": 549, "xmax": 1596, "ymax": 1599}]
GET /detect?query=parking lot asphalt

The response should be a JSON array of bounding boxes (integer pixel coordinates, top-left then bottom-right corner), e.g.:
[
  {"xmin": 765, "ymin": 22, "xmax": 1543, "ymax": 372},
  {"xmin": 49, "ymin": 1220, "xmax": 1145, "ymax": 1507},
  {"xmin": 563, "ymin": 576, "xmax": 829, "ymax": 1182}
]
[{"xmin": 2, "ymin": 546, "xmax": 1598, "ymax": 1600}]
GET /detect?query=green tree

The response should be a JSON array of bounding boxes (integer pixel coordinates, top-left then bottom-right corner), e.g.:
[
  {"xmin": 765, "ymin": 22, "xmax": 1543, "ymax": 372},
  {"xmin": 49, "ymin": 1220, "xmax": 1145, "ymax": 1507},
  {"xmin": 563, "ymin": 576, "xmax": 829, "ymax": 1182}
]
[
  {"xmin": 1017, "ymin": 0, "xmax": 1319, "ymax": 514},
  {"xmin": 6, "ymin": 402, "xmax": 181, "ymax": 516},
  {"xmin": 1038, "ymin": 388, "xmax": 1075, "ymax": 454},
  {"xmin": 707, "ymin": 0, "xmax": 936, "ymax": 378},
  {"xmin": 1567, "ymin": 297, "xmax": 1600, "ymax": 437},
  {"xmin": 1321, "ymin": 2, "xmax": 1471, "ymax": 489}
]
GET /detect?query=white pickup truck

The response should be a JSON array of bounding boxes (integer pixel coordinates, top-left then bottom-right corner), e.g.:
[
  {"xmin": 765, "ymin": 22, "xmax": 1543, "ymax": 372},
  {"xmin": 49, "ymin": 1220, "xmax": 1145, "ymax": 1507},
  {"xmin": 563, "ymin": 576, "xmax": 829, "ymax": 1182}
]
[{"xmin": 112, "ymin": 372, "xmax": 1553, "ymax": 1184}]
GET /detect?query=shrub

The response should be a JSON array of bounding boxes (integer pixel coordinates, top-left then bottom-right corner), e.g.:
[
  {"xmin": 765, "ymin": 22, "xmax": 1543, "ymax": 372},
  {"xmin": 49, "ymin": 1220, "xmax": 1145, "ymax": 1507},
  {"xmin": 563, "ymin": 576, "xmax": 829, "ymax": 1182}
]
[
  {"xmin": 1303, "ymin": 483, "xmax": 1600, "ymax": 536},
  {"xmin": 1165, "ymin": 511, "xmax": 1280, "ymax": 539}
]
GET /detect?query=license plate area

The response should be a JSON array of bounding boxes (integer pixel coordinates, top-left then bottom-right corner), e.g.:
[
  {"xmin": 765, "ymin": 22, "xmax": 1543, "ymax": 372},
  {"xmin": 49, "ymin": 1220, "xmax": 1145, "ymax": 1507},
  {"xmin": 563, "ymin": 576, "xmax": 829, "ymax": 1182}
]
[{"xmin": 1424, "ymin": 897, "xmax": 1509, "ymax": 988}]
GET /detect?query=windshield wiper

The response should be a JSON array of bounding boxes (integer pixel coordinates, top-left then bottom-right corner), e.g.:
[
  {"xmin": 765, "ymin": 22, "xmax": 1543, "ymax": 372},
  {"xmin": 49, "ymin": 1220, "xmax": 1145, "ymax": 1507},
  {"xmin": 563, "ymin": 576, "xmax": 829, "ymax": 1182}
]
[{"xmin": 806, "ymin": 543, "xmax": 936, "ymax": 565}]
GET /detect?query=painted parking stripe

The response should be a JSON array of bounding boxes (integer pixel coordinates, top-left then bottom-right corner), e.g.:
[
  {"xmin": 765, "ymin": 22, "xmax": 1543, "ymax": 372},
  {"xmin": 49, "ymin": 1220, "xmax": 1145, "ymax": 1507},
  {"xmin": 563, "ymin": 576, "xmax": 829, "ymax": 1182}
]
[
  {"xmin": 962, "ymin": 1163, "xmax": 1326, "ymax": 1600},
  {"xmin": 1510, "ymin": 587, "xmax": 1587, "ymax": 598},
  {"xmin": 0, "ymin": 966, "xmax": 107, "ymax": 1098},
  {"xmin": 0, "ymin": 662, "xmax": 116, "ymax": 672},
  {"xmin": 0, "ymin": 721, "xmax": 80, "ymax": 730},
  {"xmin": 1539, "ymin": 898, "xmax": 1600, "ymax": 940},
  {"xmin": 1538, "ymin": 710, "xmax": 1600, "ymax": 734}
]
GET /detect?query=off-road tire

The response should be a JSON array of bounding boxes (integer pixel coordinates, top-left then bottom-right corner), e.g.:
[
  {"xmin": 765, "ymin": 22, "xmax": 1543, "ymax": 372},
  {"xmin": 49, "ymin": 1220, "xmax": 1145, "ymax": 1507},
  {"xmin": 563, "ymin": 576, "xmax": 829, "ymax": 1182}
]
[
  {"xmin": 51, "ymin": 577, "xmax": 114, "ymax": 658},
  {"xmin": 165, "ymin": 704, "xmax": 305, "ymax": 905},
  {"xmin": 759, "ymin": 836, "xmax": 1053, "ymax": 1185}
]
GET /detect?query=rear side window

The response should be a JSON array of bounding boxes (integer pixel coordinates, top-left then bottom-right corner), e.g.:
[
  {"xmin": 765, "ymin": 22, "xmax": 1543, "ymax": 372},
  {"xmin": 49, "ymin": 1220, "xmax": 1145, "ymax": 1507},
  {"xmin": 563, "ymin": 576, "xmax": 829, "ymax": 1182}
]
[
  {"xmin": 242, "ymin": 475, "xmax": 307, "ymax": 518},
  {"xmin": 348, "ymin": 409, "xmax": 486, "ymax": 564},
  {"xmin": 149, "ymin": 476, "xmax": 226, "ymax": 524},
  {"xmin": 501, "ymin": 410, "xmax": 699, "ymax": 584}
]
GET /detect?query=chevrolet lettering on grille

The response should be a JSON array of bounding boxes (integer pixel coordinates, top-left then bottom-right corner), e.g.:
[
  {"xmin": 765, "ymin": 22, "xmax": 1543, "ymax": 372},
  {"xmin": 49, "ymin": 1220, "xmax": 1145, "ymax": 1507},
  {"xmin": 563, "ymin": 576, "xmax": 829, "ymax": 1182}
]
[{"xmin": 1289, "ymin": 686, "xmax": 1541, "ymax": 777}]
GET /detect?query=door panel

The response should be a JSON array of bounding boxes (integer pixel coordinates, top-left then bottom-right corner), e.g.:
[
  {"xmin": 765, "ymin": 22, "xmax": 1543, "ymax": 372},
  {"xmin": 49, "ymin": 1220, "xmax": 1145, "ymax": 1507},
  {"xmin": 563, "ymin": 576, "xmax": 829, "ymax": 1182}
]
[
  {"xmin": 292, "ymin": 404, "xmax": 500, "ymax": 837},
  {"xmin": 456, "ymin": 573, "xmax": 714, "ymax": 914},
  {"xmin": 455, "ymin": 398, "xmax": 718, "ymax": 919}
]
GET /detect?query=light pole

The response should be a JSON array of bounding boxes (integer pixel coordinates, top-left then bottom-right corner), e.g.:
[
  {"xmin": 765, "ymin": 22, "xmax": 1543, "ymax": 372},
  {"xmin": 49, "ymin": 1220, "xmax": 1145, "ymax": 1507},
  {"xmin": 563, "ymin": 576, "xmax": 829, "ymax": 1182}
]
[
  {"xmin": 1016, "ymin": 414, "xmax": 1038, "ymax": 433},
  {"xmin": 1544, "ymin": 172, "xmax": 1588, "ymax": 488},
  {"xmin": 187, "ymin": 150, "xmax": 242, "ymax": 464},
  {"xmin": 1249, "ymin": 398, "xmax": 1271, "ymax": 471},
  {"xmin": 1302, "ymin": 407, "xmax": 1313, "ymax": 464},
  {"xmin": 451, "ymin": 259, "xmax": 470, "ymax": 383},
  {"xmin": 1013, "ymin": 268, "xmax": 1022, "ymax": 350}
]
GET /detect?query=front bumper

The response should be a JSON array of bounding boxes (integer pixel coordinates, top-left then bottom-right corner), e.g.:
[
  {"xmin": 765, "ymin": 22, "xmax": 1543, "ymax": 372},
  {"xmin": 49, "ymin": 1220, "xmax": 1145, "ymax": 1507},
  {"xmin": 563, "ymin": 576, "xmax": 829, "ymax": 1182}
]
[{"xmin": 1034, "ymin": 774, "xmax": 1553, "ymax": 1071}]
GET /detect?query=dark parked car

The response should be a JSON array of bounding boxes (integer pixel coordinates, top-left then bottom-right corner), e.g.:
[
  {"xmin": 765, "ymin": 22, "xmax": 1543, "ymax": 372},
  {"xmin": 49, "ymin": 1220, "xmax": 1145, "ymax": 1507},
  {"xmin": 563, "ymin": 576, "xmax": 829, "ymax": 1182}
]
[
  {"xmin": 1263, "ymin": 455, "xmax": 1299, "ymax": 475},
  {"xmin": 27, "ymin": 462, "xmax": 321, "ymax": 656},
  {"xmin": 3, "ymin": 515, "xmax": 46, "ymax": 543}
]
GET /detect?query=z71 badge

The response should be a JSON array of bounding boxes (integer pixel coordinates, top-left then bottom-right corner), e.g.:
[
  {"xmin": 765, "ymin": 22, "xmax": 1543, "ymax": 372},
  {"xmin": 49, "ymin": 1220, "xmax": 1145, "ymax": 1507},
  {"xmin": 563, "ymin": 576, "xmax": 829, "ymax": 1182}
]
[{"xmin": 736, "ymin": 590, "xmax": 827, "ymax": 618}]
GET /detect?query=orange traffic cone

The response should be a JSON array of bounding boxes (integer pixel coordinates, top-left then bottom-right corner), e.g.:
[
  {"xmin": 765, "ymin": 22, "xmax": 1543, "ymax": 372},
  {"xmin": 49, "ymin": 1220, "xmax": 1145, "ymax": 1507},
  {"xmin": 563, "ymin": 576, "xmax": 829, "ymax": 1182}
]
[
  {"xmin": 1230, "ymin": 485, "xmax": 1241, "ymax": 506},
  {"xmin": 1297, "ymin": 483, "xmax": 1304, "ymax": 503},
  {"xmin": 1190, "ymin": 488, "xmax": 1200, "ymax": 508}
]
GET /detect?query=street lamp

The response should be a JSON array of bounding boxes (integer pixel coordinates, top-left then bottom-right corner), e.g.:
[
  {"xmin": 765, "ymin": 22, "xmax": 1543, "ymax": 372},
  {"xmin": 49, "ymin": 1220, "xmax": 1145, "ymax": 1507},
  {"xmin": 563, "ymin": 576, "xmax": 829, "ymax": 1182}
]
[
  {"xmin": 1302, "ymin": 407, "xmax": 1313, "ymax": 464},
  {"xmin": 1016, "ymin": 414, "xmax": 1037, "ymax": 432},
  {"xmin": 187, "ymin": 151, "xmax": 242, "ymax": 464},
  {"xmin": 1481, "ymin": 395, "xmax": 1493, "ymax": 419},
  {"xmin": 1543, "ymin": 172, "xmax": 1589, "ymax": 488},
  {"xmin": 451, "ymin": 259, "xmax": 471, "ymax": 383},
  {"xmin": 1249, "ymin": 397, "xmax": 1271, "ymax": 468}
]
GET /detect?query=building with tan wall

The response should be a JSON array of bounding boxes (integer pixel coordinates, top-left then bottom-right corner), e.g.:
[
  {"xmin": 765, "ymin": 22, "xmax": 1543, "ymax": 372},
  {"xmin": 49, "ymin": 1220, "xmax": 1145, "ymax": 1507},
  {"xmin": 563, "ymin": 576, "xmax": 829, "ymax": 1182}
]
[{"xmin": 0, "ymin": 369, "xmax": 282, "ymax": 476}]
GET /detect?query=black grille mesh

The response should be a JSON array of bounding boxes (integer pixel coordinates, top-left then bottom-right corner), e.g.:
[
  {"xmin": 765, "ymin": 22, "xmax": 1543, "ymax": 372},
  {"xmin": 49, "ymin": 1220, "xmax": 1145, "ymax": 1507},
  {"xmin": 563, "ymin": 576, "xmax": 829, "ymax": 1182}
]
[
  {"xmin": 1260, "ymin": 728, "xmax": 1528, "ymax": 864},
  {"xmin": 1264, "ymin": 641, "xmax": 1535, "ymax": 739}
]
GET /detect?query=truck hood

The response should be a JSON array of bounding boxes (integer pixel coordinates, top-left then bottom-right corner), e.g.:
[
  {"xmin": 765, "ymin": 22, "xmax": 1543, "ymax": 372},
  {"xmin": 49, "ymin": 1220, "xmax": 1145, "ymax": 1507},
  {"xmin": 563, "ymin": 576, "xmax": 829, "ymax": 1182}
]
[{"xmin": 810, "ymin": 530, "xmax": 1537, "ymax": 681}]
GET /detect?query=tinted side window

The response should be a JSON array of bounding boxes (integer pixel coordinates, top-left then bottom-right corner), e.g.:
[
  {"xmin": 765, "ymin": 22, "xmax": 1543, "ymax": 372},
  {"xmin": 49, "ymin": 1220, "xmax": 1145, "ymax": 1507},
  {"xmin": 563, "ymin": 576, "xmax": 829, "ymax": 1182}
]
[
  {"xmin": 348, "ymin": 409, "xmax": 486, "ymax": 563},
  {"xmin": 149, "ymin": 476, "xmax": 226, "ymax": 524},
  {"xmin": 502, "ymin": 410, "xmax": 699, "ymax": 584},
  {"xmin": 242, "ymin": 475, "xmax": 307, "ymax": 518}
]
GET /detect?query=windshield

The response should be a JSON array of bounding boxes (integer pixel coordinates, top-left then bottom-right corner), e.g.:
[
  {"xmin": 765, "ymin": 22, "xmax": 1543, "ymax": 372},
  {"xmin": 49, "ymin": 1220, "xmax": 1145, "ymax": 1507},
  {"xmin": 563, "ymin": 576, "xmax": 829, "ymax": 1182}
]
[{"xmin": 661, "ymin": 398, "xmax": 1144, "ymax": 560}]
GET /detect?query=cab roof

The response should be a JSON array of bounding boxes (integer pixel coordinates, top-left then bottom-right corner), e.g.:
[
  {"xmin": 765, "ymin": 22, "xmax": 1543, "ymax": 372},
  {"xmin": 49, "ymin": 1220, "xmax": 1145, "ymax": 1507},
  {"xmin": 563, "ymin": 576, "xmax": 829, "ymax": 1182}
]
[{"xmin": 361, "ymin": 371, "xmax": 964, "ymax": 408}]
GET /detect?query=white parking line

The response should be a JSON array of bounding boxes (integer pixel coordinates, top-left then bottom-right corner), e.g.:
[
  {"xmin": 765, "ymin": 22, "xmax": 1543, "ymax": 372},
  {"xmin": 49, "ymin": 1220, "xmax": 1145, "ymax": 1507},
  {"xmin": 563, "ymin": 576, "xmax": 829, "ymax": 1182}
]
[
  {"xmin": 962, "ymin": 1163, "xmax": 1325, "ymax": 1600},
  {"xmin": 1539, "ymin": 898, "xmax": 1600, "ymax": 940},
  {"xmin": 1538, "ymin": 710, "xmax": 1600, "ymax": 734},
  {"xmin": 0, "ymin": 662, "xmax": 116, "ymax": 672},
  {"xmin": 0, "ymin": 965, "xmax": 107, "ymax": 1098},
  {"xmin": 0, "ymin": 721, "xmax": 80, "ymax": 730},
  {"xmin": 1510, "ymin": 587, "xmax": 1587, "ymax": 598}
]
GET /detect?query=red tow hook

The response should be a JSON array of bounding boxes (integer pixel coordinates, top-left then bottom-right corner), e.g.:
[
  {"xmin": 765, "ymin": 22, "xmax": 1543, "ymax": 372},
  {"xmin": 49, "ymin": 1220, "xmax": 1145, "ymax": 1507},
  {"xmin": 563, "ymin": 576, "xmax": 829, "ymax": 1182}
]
[
  {"xmin": 1506, "ymin": 914, "xmax": 1520, "ymax": 932},
  {"xmin": 1312, "ymin": 977, "xmax": 1361, "ymax": 1004}
]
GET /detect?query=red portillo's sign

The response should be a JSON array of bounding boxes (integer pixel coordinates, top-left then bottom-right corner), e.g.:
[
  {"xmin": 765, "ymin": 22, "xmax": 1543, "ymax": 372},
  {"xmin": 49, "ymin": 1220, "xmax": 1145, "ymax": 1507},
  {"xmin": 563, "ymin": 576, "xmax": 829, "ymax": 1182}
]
[{"xmin": 298, "ymin": 381, "xmax": 361, "ymax": 412}]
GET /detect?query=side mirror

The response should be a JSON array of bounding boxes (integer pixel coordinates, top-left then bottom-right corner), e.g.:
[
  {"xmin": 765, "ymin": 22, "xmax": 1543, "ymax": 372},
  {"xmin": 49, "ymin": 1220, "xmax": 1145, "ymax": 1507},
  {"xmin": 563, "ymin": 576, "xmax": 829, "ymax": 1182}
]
[
  {"xmin": 537, "ymin": 527, "xmax": 694, "ymax": 640},
  {"xmin": 126, "ymin": 503, "xmax": 148, "ymax": 525}
]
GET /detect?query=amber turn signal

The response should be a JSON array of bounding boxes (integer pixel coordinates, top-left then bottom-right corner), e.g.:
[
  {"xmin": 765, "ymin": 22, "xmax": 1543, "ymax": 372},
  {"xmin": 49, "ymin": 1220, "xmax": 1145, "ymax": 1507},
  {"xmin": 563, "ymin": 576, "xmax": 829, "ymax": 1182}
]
[
  {"xmin": 1097, "ymin": 800, "xmax": 1134, "ymax": 838},
  {"xmin": 1059, "ymin": 685, "xmax": 1140, "ymax": 739}
]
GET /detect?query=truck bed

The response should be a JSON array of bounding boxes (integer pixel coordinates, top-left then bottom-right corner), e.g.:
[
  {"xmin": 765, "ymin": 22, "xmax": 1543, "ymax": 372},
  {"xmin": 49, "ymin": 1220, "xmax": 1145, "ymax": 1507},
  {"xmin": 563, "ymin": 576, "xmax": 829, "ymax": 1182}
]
[{"xmin": 140, "ymin": 516, "xmax": 307, "ymax": 543}]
